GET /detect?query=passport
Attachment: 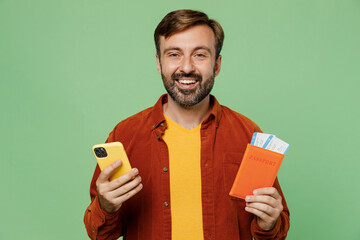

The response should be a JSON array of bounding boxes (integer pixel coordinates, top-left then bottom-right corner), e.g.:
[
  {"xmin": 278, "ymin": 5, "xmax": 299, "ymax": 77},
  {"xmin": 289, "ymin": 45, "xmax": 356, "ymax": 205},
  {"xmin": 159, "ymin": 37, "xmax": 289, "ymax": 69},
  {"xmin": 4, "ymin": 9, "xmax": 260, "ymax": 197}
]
[{"xmin": 229, "ymin": 133, "xmax": 289, "ymax": 199}]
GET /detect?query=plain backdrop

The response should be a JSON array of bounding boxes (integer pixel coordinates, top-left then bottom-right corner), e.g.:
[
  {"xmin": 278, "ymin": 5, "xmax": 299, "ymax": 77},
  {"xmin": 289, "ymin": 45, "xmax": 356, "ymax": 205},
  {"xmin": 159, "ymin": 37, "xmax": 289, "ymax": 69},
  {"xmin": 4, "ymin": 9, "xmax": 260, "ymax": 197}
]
[{"xmin": 1, "ymin": 0, "xmax": 360, "ymax": 239}]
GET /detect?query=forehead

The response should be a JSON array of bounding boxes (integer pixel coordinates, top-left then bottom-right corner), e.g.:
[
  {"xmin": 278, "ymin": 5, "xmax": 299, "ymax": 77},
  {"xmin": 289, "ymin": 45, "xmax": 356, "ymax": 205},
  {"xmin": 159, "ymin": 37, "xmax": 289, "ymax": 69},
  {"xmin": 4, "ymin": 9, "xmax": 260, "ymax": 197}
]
[{"xmin": 159, "ymin": 25, "xmax": 216, "ymax": 53}]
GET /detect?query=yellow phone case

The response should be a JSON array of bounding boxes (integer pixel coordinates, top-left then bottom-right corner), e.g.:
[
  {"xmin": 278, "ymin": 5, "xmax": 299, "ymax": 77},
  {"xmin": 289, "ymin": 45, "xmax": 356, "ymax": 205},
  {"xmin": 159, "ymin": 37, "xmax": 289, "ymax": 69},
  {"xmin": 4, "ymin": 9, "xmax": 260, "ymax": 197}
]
[{"xmin": 92, "ymin": 142, "xmax": 132, "ymax": 181}]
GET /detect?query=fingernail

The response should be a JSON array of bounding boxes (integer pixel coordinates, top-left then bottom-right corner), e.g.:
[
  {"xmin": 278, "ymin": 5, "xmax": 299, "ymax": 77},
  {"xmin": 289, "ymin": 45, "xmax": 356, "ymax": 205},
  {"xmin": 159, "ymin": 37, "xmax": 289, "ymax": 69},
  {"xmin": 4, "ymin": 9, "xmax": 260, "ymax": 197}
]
[
  {"xmin": 245, "ymin": 196, "xmax": 250, "ymax": 201},
  {"xmin": 139, "ymin": 183, "xmax": 143, "ymax": 189},
  {"xmin": 253, "ymin": 190, "xmax": 257, "ymax": 194},
  {"xmin": 133, "ymin": 168, "xmax": 139, "ymax": 174}
]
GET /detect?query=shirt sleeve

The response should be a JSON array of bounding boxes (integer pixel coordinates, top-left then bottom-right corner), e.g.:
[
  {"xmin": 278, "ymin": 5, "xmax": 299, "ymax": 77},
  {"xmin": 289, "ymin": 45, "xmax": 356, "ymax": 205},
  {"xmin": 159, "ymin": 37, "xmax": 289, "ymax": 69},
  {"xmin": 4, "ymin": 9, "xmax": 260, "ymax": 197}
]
[
  {"xmin": 83, "ymin": 130, "xmax": 124, "ymax": 240},
  {"xmin": 250, "ymin": 178, "xmax": 290, "ymax": 240}
]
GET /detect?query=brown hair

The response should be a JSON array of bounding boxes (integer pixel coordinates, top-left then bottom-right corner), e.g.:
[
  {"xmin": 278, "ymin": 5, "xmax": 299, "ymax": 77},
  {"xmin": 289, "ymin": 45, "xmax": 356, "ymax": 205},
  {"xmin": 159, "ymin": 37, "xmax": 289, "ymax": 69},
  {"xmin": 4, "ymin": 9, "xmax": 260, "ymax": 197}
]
[{"xmin": 154, "ymin": 9, "xmax": 224, "ymax": 59}]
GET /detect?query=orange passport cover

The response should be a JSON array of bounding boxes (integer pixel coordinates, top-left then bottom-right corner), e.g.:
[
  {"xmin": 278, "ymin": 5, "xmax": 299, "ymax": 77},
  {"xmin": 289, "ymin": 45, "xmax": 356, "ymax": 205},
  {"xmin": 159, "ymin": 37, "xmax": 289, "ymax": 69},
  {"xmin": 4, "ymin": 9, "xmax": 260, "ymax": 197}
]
[{"xmin": 229, "ymin": 144, "xmax": 285, "ymax": 199}]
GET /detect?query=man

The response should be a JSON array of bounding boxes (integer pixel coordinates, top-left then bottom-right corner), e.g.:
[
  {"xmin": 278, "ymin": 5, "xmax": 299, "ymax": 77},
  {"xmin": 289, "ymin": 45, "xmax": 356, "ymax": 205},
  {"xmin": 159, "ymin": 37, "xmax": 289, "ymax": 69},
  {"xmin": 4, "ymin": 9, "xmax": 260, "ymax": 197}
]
[{"xmin": 84, "ymin": 9, "xmax": 290, "ymax": 240}]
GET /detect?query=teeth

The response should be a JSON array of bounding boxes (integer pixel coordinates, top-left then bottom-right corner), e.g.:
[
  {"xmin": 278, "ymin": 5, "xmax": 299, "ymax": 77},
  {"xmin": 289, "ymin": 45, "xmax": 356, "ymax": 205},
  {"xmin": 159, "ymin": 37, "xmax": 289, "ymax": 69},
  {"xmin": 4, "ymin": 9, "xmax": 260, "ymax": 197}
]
[{"xmin": 178, "ymin": 80, "xmax": 196, "ymax": 84}]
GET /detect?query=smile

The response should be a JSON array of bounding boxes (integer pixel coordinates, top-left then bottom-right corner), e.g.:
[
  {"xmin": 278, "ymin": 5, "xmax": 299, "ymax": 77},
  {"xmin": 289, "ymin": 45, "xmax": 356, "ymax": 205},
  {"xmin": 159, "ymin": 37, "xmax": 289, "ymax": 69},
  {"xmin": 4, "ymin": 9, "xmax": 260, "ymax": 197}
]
[
  {"xmin": 175, "ymin": 79, "xmax": 199, "ymax": 90},
  {"xmin": 177, "ymin": 79, "xmax": 197, "ymax": 84}
]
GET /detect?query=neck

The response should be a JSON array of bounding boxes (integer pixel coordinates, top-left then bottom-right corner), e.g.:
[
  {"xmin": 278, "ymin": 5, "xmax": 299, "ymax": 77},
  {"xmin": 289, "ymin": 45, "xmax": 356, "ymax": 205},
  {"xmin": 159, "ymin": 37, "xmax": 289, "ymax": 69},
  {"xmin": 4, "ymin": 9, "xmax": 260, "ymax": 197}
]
[{"xmin": 163, "ymin": 94, "xmax": 211, "ymax": 130}]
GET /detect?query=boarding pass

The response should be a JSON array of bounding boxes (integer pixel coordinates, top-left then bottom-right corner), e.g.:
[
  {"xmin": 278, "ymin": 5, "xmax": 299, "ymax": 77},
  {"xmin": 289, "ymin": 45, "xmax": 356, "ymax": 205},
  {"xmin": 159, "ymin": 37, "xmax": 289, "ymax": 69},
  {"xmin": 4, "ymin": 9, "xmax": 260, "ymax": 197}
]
[{"xmin": 250, "ymin": 132, "xmax": 290, "ymax": 154}]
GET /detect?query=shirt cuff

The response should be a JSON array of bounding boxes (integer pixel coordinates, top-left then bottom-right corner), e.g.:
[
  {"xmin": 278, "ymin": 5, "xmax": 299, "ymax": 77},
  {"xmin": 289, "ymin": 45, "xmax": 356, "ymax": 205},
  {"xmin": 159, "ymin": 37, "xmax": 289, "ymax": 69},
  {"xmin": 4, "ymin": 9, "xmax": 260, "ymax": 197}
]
[
  {"xmin": 251, "ymin": 216, "xmax": 282, "ymax": 239},
  {"xmin": 91, "ymin": 196, "xmax": 122, "ymax": 227}
]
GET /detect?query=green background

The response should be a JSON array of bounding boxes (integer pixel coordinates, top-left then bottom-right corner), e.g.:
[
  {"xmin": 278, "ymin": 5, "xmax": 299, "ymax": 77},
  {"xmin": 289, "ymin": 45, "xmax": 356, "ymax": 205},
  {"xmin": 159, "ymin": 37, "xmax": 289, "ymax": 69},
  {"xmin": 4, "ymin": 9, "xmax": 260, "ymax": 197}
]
[{"xmin": 1, "ymin": 0, "xmax": 359, "ymax": 239}]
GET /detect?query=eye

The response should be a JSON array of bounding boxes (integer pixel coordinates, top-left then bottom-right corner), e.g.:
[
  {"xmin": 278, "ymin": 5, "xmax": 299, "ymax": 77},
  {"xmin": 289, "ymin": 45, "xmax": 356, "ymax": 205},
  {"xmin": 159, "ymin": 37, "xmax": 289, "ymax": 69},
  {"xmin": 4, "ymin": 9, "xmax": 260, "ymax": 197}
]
[
  {"xmin": 167, "ymin": 52, "xmax": 179, "ymax": 58},
  {"xmin": 195, "ymin": 53, "xmax": 207, "ymax": 58}
]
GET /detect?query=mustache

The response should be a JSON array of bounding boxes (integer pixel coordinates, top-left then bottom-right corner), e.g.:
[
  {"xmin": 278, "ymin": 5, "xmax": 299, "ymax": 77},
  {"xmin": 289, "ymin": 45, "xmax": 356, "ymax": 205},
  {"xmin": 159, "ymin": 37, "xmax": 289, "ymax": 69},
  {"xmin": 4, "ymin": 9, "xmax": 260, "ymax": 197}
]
[{"xmin": 171, "ymin": 73, "xmax": 202, "ymax": 81}]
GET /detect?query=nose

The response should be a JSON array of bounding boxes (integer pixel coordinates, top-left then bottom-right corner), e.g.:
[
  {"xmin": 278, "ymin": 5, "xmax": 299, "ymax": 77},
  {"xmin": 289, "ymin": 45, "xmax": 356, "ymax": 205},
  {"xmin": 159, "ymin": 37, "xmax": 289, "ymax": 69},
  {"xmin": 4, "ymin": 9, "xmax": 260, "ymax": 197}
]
[{"xmin": 179, "ymin": 56, "xmax": 195, "ymax": 73}]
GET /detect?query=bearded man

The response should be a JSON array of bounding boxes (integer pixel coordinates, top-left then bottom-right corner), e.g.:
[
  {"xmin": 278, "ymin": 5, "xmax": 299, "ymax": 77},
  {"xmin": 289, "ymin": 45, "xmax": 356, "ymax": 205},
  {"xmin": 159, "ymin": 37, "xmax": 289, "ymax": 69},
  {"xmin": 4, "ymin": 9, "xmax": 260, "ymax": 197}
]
[{"xmin": 84, "ymin": 9, "xmax": 290, "ymax": 240}]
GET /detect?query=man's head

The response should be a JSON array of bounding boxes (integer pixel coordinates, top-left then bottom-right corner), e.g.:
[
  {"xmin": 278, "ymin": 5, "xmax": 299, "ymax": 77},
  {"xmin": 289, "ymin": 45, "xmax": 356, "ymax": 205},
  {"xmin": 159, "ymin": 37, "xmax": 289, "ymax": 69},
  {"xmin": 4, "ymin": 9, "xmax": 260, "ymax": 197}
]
[
  {"xmin": 154, "ymin": 9, "xmax": 224, "ymax": 60},
  {"xmin": 154, "ymin": 10, "xmax": 225, "ymax": 107}
]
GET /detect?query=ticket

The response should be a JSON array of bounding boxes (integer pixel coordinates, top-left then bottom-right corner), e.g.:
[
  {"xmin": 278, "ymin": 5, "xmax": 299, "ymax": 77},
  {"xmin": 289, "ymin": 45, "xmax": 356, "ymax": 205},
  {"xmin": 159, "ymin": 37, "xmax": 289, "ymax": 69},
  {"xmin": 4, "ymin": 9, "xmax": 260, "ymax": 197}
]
[
  {"xmin": 251, "ymin": 132, "xmax": 273, "ymax": 148},
  {"xmin": 250, "ymin": 132, "xmax": 289, "ymax": 154},
  {"xmin": 264, "ymin": 136, "xmax": 290, "ymax": 154}
]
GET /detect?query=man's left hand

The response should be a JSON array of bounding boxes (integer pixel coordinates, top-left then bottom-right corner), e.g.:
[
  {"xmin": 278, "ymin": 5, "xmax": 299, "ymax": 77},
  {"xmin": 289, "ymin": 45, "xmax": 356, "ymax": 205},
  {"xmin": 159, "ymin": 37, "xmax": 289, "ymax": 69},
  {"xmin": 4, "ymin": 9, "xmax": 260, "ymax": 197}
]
[{"xmin": 245, "ymin": 187, "xmax": 283, "ymax": 231}]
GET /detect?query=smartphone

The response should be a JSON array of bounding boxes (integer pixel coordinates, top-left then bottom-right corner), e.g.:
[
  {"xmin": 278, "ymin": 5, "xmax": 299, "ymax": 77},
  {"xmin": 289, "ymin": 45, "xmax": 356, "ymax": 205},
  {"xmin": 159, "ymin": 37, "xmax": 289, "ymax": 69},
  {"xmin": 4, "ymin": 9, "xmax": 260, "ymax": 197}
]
[{"xmin": 92, "ymin": 142, "xmax": 132, "ymax": 181}]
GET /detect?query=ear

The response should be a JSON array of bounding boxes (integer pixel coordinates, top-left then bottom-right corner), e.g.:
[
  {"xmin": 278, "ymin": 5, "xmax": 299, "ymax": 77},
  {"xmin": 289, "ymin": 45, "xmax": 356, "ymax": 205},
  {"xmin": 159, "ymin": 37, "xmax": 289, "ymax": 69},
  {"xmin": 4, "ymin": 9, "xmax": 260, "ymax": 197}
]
[
  {"xmin": 156, "ymin": 53, "xmax": 162, "ymax": 74},
  {"xmin": 214, "ymin": 55, "xmax": 222, "ymax": 77}
]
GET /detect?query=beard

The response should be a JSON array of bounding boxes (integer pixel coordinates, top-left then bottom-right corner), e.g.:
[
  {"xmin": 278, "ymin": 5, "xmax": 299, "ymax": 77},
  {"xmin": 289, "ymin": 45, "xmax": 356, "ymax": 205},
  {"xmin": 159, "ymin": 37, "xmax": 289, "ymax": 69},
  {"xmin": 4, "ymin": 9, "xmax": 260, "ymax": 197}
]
[{"xmin": 161, "ymin": 71, "xmax": 215, "ymax": 107}]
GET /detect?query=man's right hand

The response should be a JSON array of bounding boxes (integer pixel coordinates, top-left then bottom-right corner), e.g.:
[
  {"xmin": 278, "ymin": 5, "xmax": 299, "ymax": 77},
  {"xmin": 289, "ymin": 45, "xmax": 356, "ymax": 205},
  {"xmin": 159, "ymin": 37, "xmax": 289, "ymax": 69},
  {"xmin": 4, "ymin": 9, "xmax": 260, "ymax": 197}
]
[{"xmin": 96, "ymin": 160, "xmax": 143, "ymax": 213}]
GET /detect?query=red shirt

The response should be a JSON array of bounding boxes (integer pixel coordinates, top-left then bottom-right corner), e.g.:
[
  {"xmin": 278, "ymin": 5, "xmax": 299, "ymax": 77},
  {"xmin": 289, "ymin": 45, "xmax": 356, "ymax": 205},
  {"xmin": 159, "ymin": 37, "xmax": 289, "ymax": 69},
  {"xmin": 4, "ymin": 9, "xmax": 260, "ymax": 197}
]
[{"xmin": 84, "ymin": 95, "xmax": 290, "ymax": 240}]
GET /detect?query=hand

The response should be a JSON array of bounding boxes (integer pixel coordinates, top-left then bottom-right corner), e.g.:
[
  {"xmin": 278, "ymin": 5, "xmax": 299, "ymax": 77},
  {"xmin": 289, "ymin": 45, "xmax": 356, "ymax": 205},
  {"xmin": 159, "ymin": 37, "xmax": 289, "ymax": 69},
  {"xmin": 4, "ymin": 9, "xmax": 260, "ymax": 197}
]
[
  {"xmin": 96, "ymin": 160, "xmax": 143, "ymax": 213},
  {"xmin": 245, "ymin": 187, "xmax": 283, "ymax": 231}
]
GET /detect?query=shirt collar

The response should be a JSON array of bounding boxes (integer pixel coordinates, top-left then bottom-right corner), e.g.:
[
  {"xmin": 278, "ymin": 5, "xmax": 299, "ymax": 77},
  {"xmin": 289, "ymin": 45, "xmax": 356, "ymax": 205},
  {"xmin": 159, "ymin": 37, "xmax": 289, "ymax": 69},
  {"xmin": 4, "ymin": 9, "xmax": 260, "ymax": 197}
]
[{"xmin": 150, "ymin": 94, "xmax": 222, "ymax": 131}]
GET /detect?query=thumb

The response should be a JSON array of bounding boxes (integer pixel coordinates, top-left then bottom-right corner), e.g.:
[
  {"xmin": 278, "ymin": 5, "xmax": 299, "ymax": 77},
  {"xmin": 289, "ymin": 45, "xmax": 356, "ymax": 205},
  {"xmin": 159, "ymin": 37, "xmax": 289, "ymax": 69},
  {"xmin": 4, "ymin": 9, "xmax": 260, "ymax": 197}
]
[{"xmin": 97, "ymin": 160, "xmax": 122, "ymax": 182}]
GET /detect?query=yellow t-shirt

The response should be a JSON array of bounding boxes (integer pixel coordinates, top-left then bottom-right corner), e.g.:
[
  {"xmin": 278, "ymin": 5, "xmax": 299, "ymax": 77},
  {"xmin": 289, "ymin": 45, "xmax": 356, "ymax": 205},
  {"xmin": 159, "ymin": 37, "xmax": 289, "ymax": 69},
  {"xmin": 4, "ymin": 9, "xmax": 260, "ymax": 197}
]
[{"xmin": 162, "ymin": 115, "xmax": 204, "ymax": 240}]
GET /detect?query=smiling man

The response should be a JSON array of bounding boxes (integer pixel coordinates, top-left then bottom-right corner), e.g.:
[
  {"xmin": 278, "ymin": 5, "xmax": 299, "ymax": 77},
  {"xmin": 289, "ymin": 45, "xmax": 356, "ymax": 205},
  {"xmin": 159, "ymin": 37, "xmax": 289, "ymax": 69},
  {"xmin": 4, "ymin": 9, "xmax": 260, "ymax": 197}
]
[{"xmin": 84, "ymin": 9, "xmax": 290, "ymax": 240}]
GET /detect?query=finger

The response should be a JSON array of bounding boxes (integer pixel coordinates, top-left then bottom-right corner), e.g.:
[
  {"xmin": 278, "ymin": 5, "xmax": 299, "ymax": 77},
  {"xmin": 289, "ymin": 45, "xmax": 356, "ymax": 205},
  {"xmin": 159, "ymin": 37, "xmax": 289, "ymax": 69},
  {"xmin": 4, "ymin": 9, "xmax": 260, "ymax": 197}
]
[
  {"xmin": 245, "ymin": 205, "xmax": 278, "ymax": 231},
  {"xmin": 245, "ymin": 195, "xmax": 279, "ymax": 208},
  {"xmin": 114, "ymin": 182, "xmax": 143, "ymax": 206},
  {"xmin": 108, "ymin": 168, "xmax": 139, "ymax": 191},
  {"xmin": 97, "ymin": 160, "xmax": 122, "ymax": 183},
  {"xmin": 111, "ymin": 175, "xmax": 142, "ymax": 198},
  {"xmin": 253, "ymin": 187, "xmax": 281, "ymax": 200},
  {"xmin": 245, "ymin": 205, "xmax": 272, "ymax": 221},
  {"xmin": 245, "ymin": 202, "xmax": 276, "ymax": 216}
]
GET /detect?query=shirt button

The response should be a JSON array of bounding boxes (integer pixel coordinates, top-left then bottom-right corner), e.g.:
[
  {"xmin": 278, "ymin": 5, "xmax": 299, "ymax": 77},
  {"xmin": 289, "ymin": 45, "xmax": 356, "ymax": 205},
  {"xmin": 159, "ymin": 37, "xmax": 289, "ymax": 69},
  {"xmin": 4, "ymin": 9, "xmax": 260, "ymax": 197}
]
[
  {"xmin": 163, "ymin": 167, "xmax": 168, "ymax": 172},
  {"xmin": 160, "ymin": 122, "xmax": 164, "ymax": 127},
  {"xmin": 164, "ymin": 202, "xmax": 169, "ymax": 207}
]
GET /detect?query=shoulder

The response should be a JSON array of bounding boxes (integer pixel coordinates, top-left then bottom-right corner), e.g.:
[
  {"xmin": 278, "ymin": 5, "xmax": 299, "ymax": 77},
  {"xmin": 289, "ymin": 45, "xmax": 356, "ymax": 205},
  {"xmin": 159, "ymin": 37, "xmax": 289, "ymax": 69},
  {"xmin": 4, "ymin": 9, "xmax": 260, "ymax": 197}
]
[
  {"xmin": 105, "ymin": 94, "xmax": 166, "ymax": 145},
  {"xmin": 106, "ymin": 106, "xmax": 155, "ymax": 143},
  {"xmin": 220, "ymin": 105, "xmax": 262, "ymax": 133},
  {"xmin": 117, "ymin": 106, "xmax": 154, "ymax": 129}
]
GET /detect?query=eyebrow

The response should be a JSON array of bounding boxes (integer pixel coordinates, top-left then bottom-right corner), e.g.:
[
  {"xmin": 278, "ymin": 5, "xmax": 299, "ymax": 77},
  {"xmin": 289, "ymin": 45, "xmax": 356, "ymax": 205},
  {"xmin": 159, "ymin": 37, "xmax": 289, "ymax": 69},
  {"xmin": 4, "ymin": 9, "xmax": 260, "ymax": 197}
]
[
  {"xmin": 163, "ymin": 46, "xmax": 212, "ymax": 55},
  {"xmin": 163, "ymin": 47, "xmax": 181, "ymax": 54},
  {"xmin": 194, "ymin": 46, "xmax": 212, "ymax": 54}
]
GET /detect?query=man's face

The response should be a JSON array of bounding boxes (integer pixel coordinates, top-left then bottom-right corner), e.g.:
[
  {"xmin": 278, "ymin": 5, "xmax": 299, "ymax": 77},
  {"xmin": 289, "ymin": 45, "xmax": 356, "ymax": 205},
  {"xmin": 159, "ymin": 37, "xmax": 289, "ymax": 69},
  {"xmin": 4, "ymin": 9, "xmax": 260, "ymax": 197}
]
[{"xmin": 156, "ymin": 25, "xmax": 222, "ymax": 107}]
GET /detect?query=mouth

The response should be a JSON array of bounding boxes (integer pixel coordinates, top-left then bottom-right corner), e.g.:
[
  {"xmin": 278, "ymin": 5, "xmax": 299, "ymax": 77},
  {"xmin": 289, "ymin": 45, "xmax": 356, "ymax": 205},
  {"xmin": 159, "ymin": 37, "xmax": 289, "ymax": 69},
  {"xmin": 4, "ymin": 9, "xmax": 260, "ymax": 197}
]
[{"xmin": 176, "ymin": 79, "xmax": 199, "ymax": 90}]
